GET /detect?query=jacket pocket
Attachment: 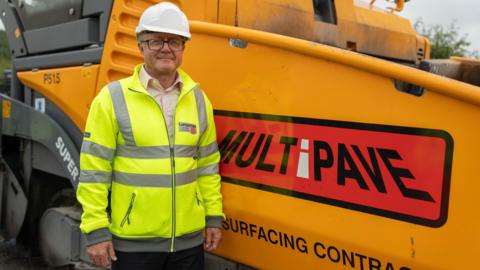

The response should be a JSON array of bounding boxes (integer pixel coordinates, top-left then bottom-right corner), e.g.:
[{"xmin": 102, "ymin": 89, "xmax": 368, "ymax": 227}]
[
  {"xmin": 195, "ymin": 189, "xmax": 204, "ymax": 207},
  {"xmin": 120, "ymin": 192, "xmax": 136, "ymax": 227}
]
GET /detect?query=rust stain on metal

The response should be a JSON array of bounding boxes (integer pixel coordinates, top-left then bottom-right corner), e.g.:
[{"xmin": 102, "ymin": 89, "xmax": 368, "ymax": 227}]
[{"xmin": 410, "ymin": 237, "xmax": 416, "ymax": 259}]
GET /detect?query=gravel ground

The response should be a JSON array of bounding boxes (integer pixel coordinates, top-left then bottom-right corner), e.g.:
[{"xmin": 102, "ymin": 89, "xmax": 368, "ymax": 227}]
[
  {"xmin": 0, "ymin": 239, "xmax": 239, "ymax": 270},
  {"xmin": 0, "ymin": 239, "xmax": 91, "ymax": 270},
  {"xmin": 0, "ymin": 239, "xmax": 51, "ymax": 270}
]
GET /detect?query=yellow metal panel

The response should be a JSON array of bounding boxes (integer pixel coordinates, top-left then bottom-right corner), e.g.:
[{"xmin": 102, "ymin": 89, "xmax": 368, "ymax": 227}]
[
  {"xmin": 205, "ymin": 0, "xmax": 220, "ymax": 23},
  {"xmin": 336, "ymin": 0, "xmax": 356, "ymax": 21},
  {"xmin": 354, "ymin": 1, "xmax": 413, "ymax": 34},
  {"xmin": 237, "ymin": 0, "xmax": 316, "ymax": 41},
  {"xmin": 182, "ymin": 22, "xmax": 480, "ymax": 270},
  {"xmin": 451, "ymin": 56, "xmax": 480, "ymax": 64},
  {"xmin": 423, "ymin": 35, "xmax": 431, "ymax": 60},
  {"xmin": 218, "ymin": 0, "xmax": 236, "ymax": 26},
  {"xmin": 17, "ymin": 65, "xmax": 100, "ymax": 130},
  {"xmin": 187, "ymin": 21, "xmax": 479, "ymax": 104},
  {"xmin": 340, "ymin": 1, "xmax": 419, "ymax": 61},
  {"xmin": 97, "ymin": 1, "xmax": 480, "ymax": 269}
]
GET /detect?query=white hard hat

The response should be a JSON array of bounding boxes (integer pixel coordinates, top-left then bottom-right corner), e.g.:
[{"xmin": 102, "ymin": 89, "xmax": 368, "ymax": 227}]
[{"xmin": 136, "ymin": 2, "xmax": 191, "ymax": 39}]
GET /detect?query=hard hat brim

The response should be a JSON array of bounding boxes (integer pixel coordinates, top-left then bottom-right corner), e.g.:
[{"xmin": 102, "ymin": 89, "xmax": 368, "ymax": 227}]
[{"xmin": 136, "ymin": 25, "xmax": 191, "ymax": 39}]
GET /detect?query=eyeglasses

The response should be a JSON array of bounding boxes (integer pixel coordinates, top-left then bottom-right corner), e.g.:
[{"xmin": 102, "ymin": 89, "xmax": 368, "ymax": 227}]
[{"xmin": 140, "ymin": 38, "xmax": 185, "ymax": 51}]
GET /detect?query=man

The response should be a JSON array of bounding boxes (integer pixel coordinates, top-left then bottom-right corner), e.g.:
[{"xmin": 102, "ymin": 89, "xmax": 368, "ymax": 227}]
[{"xmin": 76, "ymin": 2, "xmax": 224, "ymax": 269}]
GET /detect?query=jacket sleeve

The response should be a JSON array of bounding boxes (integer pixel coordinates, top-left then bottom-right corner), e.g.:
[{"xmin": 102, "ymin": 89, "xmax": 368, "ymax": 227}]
[
  {"xmin": 196, "ymin": 92, "xmax": 225, "ymax": 228},
  {"xmin": 76, "ymin": 86, "xmax": 118, "ymax": 246}
]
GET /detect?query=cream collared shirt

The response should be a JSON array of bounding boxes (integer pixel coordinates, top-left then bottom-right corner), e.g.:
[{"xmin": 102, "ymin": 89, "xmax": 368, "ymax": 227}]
[{"xmin": 139, "ymin": 66, "xmax": 182, "ymax": 142}]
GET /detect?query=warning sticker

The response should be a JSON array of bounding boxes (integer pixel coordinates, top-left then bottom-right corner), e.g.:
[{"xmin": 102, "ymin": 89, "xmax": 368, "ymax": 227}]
[{"xmin": 215, "ymin": 110, "xmax": 453, "ymax": 227}]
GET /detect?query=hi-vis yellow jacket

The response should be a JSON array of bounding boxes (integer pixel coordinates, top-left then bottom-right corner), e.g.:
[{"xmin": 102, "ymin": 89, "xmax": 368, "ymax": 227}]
[{"xmin": 77, "ymin": 64, "xmax": 224, "ymax": 252}]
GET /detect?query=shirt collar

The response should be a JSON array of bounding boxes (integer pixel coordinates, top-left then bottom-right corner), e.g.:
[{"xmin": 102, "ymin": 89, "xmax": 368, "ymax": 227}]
[{"xmin": 139, "ymin": 65, "xmax": 182, "ymax": 92}]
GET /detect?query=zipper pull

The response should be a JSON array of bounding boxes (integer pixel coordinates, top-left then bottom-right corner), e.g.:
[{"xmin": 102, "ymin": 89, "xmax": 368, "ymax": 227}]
[
  {"xmin": 121, "ymin": 192, "xmax": 136, "ymax": 227},
  {"xmin": 196, "ymin": 192, "xmax": 202, "ymax": 206}
]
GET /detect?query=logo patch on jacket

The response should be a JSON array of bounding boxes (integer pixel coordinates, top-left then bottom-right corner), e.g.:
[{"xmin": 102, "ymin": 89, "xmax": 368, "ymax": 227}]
[{"xmin": 179, "ymin": 122, "xmax": 197, "ymax": 134}]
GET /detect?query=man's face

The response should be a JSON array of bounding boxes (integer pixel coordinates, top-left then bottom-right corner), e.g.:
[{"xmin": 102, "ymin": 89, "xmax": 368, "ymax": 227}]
[{"xmin": 138, "ymin": 32, "xmax": 185, "ymax": 76}]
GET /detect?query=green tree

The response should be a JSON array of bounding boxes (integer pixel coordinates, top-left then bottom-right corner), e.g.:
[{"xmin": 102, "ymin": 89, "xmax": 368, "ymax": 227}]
[
  {"xmin": 0, "ymin": 30, "xmax": 11, "ymax": 58},
  {"xmin": 414, "ymin": 19, "xmax": 479, "ymax": 59},
  {"xmin": 0, "ymin": 30, "xmax": 12, "ymax": 84}
]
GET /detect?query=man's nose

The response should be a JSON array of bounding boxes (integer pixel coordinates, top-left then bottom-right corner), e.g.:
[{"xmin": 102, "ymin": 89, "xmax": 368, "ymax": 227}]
[{"xmin": 160, "ymin": 41, "xmax": 172, "ymax": 52}]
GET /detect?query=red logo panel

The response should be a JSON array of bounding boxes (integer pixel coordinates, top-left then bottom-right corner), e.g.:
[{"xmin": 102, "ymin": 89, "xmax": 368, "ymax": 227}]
[{"xmin": 215, "ymin": 111, "xmax": 453, "ymax": 227}]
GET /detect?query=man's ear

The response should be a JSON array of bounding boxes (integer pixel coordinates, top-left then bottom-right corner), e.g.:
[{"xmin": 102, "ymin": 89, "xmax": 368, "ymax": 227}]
[{"xmin": 138, "ymin": 42, "xmax": 145, "ymax": 56}]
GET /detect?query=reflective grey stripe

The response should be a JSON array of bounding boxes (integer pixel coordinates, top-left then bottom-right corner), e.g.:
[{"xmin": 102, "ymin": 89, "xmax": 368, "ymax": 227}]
[
  {"xmin": 198, "ymin": 141, "xmax": 218, "ymax": 158},
  {"xmin": 79, "ymin": 170, "xmax": 112, "ymax": 183},
  {"xmin": 116, "ymin": 145, "xmax": 170, "ymax": 159},
  {"xmin": 175, "ymin": 145, "xmax": 197, "ymax": 158},
  {"xmin": 112, "ymin": 230, "xmax": 203, "ymax": 252},
  {"xmin": 115, "ymin": 145, "xmax": 196, "ymax": 159},
  {"xmin": 198, "ymin": 163, "xmax": 219, "ymax": 176},
  {"xmin": 109, "ymin": 81, "xmax": 136, "ymax": 146},
  {"xmin": 176, "ymin": 169, "xmax": 198, "ymax": 186},
  {"xmin": 113, "ymin": 169, "xmax": 197, "ymax": 187},
  {"xmin": 193, "ymin": 87, "xmax": 207, "ymax": 138},
  {"xmin": 81, "ymin": 140, "xmax": 115, "ymax": 161}
]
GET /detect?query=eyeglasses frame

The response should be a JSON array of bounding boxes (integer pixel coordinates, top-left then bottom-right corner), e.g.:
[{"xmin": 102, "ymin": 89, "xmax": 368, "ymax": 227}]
[{"xmin": 140, "ymin": 38, "xmax": 186, "ymax": 52}]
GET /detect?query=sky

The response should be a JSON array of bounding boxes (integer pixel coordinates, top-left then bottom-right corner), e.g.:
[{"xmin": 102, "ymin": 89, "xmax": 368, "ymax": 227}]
[
  {"xmin": 0, "ymin": 0, "xmax": 479, "ymax": 51},
  {"xmin": 374, "ymin": 0, "xmax": 480, "ymax": 52}
]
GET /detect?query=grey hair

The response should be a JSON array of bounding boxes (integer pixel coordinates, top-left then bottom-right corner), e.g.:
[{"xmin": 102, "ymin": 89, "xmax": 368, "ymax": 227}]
[
  {"xmin": 136, "ymin": 31, "xmax": 151, "ymax": 41},
  {"xmin": 136, "ymin": 31, "xmax": 189, "ymax": 42}
]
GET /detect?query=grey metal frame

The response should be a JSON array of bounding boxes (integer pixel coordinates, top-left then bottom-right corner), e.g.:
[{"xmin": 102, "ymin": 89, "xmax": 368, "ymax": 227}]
[
  {"xmin": 0, "ymin": 160, "xmax": 28, "ymax": 239},
  {"xmin": 33, "ymin": 91, "xmax": 83, "ymax": 149},
  {"xmin": 23, "ymin": 18, "xmax": 100, "ymax": 54},
  {"xmin": 20, "ymin": 89, "xmax": 83, "ymax": 179},
  {"xmin": 0, "ymin": 0, "xmax": 28, "ymax": 57},
  {"xmin": 83, "ymin": 0, "xmax": 113, "ymax": 44},
  {"xmin": 12, "ymin": 0, "xmax": 83, "ymax": 31},
  {"xmin": 13, "ymin": 47, "xmax": 103, "ymax": 71},
  {"xmin": 1, "ymin": 0, "xmax": 112, "ymax": 69},
  {"xmin": 1, "ymin": 94, "xmax": 80, "ymax": 189}
]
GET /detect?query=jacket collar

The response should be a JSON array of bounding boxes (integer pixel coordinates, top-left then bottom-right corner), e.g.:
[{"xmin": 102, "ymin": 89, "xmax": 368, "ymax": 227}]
[{"xmin": 126, "ymin": 64, "xmax": 198, "ymax": 99}]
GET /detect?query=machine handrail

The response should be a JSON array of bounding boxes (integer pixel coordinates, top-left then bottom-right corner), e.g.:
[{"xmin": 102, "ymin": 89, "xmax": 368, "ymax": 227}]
[
  {"xmin": 370, "ymin": 0, "xmax": 409, "ymax": 12},
  {"xmin": 190, "ymin": 20, "xmax": 480, "ymax": 107}
]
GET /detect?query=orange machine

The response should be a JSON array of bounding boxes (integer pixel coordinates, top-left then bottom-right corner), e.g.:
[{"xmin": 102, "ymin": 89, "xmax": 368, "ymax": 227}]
[{"xmin": 1, "ymin": 0, "xmax": 479, "ymax": 269}]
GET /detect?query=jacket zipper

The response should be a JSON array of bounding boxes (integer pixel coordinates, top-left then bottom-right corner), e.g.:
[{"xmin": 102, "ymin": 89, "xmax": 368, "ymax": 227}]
[
  {"xmin": 164, "ymin": 87, "xmax": 191, "ymax": 252},
  {"xmin": 170, "ymin": 102, "xmax": 178, "ymax": 252},
  {"xmin": 146, "ymin": 93, "xmax": 176, "ymax": 251},
  {"xmin": 196, "ymin": 191, "xmax": 202, "ymax": 206},
  {"xmin": 120, "ymin": 192, "xmax": 136, "ymax": 227},
  {"xmin": 129, "ymin": 85, "xmax": 193, "ymax": 252}
]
